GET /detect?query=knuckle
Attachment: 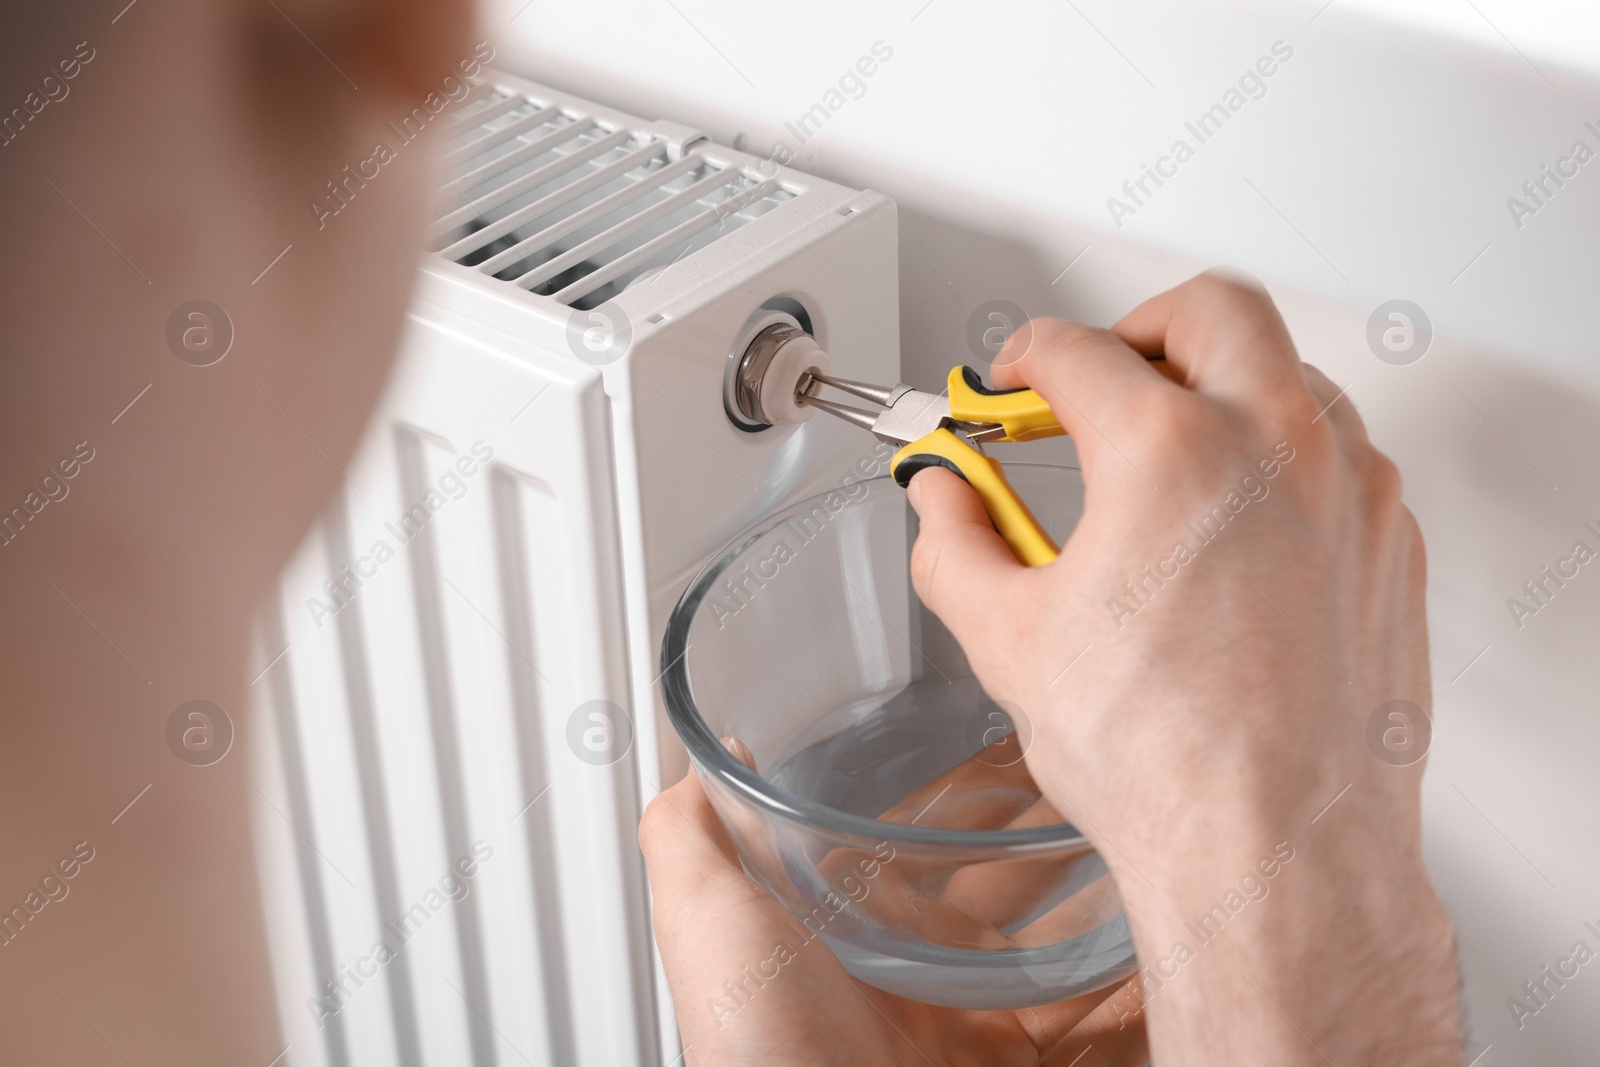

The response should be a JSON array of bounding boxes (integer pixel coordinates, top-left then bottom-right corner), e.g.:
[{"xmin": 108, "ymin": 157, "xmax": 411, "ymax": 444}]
[
  {"xmin": 1188, "ymin": 268, "xmax": 1271, "ymax": 309},
  {"xmin": 1299, "ymin": 360, "xmax": 1337, "ymax": 395},
  {"xmin": 1239, "ymin": 368, "xmax": 1334, "ymax": 441},
  {"xmin": 1359, "ymin": 446, "xmax": 1404, "ymax": 508},
  {"xmin": 1176, "ymin": 272, "xmax": 1293, "ymax": 358},
  {"xmin": 1300, "ymin": 369, "xmax": 1372, "ymax": 440}
]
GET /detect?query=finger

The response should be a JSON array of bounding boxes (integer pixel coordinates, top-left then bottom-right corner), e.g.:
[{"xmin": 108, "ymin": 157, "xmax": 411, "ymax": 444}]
[
  {"xmin": 722, "ymin": 734, "xmax": 758, "ymax": 771},
  {"xmin": 1041, "ymin": 975, "xmax": 1148, "ymax": 1066},
  {"xmin": 638, "ymin": 771, "xmax": 761, "ymax": 937},
  {"xmin": 1021, "ymin": 976, "xmax": 1144, "ymax": 1063},
  {"xmin": 944, "ymin": 851, "xmax": 1119, "ymax": 940},
  {"xmin": 1112, "ymin": 269, "xmax": 1306, "ymax": 405},
  {"xmin": 832, "ymin": 742, "xmax": 1035, "ymax": 935},
  {"xmin": 871, "ymin": 743, "xmax": 1038, "ymax": 829},
  {"xmin": 906, "ymin": 465, "xmax": 1025, "ymax": 645},
  {"xmin": 988, "ymin": 318, "xmax": 1181, "ymax": 476},
  {"xmin": 934, "ymin": 791, "xmax": 1126, "ymax": 941},
  {"xmin": 939, "ymin": 796, "xmax": 1119, "ymax": 933},
  {"xmin": 1017, "ymin": 867, "xmax": 1124, "ymax": 942},
  {"xmin": 823, "ymin": 738, "xmax": 1045, "ymax": 948},
  {"xmin": 638, "ymin": 775, "xmax": 902, "ymax": 1058}
]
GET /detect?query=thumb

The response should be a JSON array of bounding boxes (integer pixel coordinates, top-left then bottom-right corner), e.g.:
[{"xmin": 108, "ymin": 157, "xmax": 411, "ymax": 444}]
[{"xmin": 905, "ymin": 466, "xmax": 1024, "ymax": 643}]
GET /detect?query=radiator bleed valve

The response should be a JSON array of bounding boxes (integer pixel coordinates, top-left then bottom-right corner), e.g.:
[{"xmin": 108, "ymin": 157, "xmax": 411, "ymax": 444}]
[{"xmin": 731, "ymin": 323, "xmax": 833, "ymax": 427}]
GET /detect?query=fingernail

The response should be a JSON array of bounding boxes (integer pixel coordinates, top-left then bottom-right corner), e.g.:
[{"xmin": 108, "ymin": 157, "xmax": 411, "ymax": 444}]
[{"xmin": 720, "ymin": 735, "xmax": 757, "ymax": 770}]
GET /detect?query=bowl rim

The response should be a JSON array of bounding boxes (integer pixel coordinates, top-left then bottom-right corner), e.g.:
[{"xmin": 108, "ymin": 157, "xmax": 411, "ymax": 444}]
[{"xmin": 659, "ymin": 465, "xmax": 1092, "ymax": 851}]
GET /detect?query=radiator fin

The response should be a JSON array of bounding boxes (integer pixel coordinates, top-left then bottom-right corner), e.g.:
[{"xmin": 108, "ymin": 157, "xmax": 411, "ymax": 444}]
[
  {"xmin": 252, "ymin": 316, "xmax": 657, "ymax": 1067},
  {"xmin": 432, "ymin": 85, "xmax": 792, "ymax": 309}
]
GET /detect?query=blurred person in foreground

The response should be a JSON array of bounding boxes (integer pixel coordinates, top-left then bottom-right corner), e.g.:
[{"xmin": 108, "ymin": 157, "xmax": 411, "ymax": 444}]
[{"xmin": 1, "ymin": 0, "xmax": 473, "ymax": 1059}]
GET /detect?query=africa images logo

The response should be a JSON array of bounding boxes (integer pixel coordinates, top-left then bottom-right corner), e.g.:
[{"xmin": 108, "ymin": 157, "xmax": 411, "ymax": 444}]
[{"xmin": 166, "ymin": 299, "xmax": 234, "ymax": 366}]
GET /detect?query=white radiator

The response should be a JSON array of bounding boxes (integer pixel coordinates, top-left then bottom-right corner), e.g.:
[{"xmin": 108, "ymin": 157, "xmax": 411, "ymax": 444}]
[{"xmin": 250, "ymin": 69, "xmax": 901, "ymax": 1067}]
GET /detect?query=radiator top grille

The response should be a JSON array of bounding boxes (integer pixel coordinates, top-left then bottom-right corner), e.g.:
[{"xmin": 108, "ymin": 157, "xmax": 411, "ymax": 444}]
[{"xmin": 431, "ymin": 88, "xmax": 792, "ymax": 310}]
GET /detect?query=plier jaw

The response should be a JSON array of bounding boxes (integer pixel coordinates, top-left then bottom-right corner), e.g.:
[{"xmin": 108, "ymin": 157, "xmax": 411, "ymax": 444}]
[{"xmin": 795, "ymin": 371, "xmax": 1007, "ymax": 449}]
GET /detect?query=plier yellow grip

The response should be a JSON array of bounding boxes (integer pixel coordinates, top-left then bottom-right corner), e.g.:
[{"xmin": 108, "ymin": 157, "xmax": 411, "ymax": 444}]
[
  {"xmin": 798, "ymin": 359, "xmax": 1175, "ymax": 567},
  {"xmin": 889, "ymin": 425, "xmax": 1061, "ymax": 566},
  {"xmin": 944, "ymin": 366, "xmax": 1062, "ymax": 443}
]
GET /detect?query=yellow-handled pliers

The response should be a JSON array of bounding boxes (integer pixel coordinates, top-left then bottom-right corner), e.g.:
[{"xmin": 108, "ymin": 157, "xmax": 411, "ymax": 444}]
[{"xmin": 795, "ymin": 365, "xmax": 1071, "ymax": 566}]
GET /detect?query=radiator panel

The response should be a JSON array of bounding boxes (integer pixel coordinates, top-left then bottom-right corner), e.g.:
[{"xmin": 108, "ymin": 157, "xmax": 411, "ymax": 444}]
[{"xmin": 253, "ymin": 307, "xmax": 653, "ymax": 1067}]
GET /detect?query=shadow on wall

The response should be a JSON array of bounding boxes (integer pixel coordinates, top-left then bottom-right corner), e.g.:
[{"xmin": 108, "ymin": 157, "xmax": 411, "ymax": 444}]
[
  {"xmin": 1396, "ymin": 347, "xmax": 1600, "ymax": 1067},
  {"xmin": 892, "ymin": 202, "xmax": 1095, "ymax": 393}
]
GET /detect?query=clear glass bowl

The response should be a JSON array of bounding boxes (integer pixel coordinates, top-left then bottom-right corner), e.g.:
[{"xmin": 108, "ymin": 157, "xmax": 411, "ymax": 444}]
[{"xmin": 659, "ymin": 464, "xmax": 1136, "ymax": 1009}]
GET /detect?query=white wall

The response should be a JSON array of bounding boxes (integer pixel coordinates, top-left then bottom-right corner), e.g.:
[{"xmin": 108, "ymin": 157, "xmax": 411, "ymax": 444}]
[{"xmin": 494, "ymin": 2, "xmax": 1600, "ymax": 1060}]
